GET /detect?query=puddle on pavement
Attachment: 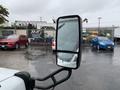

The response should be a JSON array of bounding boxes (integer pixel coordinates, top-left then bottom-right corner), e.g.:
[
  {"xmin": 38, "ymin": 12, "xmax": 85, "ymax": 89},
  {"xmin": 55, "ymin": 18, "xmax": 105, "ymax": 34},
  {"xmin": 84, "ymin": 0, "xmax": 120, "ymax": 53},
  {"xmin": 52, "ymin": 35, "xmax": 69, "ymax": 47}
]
[{"xmin": 25, "ymin": 46, "xmax": 52, "ymax": 60}]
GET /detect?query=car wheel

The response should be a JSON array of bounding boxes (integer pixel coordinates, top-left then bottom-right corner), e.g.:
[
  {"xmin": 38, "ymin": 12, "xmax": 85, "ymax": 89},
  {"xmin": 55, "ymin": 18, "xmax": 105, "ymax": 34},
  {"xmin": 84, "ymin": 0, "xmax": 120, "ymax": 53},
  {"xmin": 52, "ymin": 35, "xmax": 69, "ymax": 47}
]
[
  {"xmin": 15, "ymin": 43, "xmax": 20, "ymax": 49},
  {"xmin": 25, "ymin": 42, "xmax": 29, "ymax": 48}
]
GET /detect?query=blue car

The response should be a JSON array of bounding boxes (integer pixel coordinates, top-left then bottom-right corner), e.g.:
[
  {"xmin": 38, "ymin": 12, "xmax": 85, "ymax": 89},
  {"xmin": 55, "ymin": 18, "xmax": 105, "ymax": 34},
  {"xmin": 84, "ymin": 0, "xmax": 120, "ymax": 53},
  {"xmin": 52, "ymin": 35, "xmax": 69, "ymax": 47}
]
[{"xmin": 91, "ymin": 36, "xmax": 114, "ymax": 51}]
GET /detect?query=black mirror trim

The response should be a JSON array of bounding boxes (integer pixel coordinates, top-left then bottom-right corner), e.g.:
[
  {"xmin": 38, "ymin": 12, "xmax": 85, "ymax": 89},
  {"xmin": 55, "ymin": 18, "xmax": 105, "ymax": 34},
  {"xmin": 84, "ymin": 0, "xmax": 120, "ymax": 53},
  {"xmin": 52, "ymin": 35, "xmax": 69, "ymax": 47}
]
[
  {"xmin": 56, "ymin": 15, "xmax": 82, "ymax": 69},
  {"xmin": 56, "ymin": 50, "xmax": 79, "ymax": 54}
]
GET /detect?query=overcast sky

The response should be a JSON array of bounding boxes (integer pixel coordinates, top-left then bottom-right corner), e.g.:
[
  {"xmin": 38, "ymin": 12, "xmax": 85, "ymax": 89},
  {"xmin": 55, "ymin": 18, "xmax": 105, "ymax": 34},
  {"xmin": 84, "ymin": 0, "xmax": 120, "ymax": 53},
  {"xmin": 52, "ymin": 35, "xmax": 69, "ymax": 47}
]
[{"xmin": 1, "ymin": 0, "xmax": 120, "ymax": 27}]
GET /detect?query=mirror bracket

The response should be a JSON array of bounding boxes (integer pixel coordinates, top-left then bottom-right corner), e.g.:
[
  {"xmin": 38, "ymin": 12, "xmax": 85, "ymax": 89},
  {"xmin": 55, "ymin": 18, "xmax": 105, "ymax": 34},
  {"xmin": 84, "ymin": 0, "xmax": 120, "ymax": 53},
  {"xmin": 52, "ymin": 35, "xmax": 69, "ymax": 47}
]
[{"xmin": 32, "ymin": 67, "xmax": 72, "ymax": 90}]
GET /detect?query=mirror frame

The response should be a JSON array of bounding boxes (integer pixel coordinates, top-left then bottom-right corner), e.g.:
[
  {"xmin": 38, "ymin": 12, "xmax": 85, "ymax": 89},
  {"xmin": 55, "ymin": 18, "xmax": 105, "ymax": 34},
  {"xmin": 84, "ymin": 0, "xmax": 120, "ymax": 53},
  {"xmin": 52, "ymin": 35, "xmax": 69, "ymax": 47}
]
[{"xmin": 56, "ymin": 15, "xmax": 82, "ymax": 69}]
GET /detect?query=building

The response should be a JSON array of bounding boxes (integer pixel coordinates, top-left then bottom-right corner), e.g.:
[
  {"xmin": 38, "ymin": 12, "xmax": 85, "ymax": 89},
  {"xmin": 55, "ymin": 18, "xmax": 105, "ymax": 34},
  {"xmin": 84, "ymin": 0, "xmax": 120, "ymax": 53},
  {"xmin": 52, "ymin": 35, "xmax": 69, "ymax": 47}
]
[
  {"xmin": 82, "ymin": 26, "xmax": 118, "ymax": 44},
  {"xmin": 83, "ymin": 26, "xmax": 118, "ymax": 37},
  {"xmin": 14, "ymin": 20, "xmax": 47, "ymax": 28},
  {"xmin": 13, "ymin": 20, "xmax": 56, "ymax": 39}
]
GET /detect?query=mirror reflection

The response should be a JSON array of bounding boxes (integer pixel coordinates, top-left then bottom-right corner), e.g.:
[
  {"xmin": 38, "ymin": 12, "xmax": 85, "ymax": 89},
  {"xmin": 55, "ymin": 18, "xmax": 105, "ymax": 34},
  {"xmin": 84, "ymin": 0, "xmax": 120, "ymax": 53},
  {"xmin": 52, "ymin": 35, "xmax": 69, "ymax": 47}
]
[{"xmin": 57, "ymin": 17, "xmax": 79, "ymax": 68}]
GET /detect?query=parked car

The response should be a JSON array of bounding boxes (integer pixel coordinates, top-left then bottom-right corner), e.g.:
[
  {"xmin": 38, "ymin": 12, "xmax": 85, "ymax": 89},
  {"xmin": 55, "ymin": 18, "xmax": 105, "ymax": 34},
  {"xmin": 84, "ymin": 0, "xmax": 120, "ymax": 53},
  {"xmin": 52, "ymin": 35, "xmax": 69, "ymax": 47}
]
[
  {"xmin": 0, "ymin": 34, "xmax": 29, "ymax": 49},
  {"xmin": 91, "ymin": 36, "xmax": 114, "ymax": 51},
  {"xmin": 51, "ymin": 39, "xmax": 56, "ymax": 52},
  {"xmin": 31, "ymin": 37, "xmax": 44, "ymax": 42}
]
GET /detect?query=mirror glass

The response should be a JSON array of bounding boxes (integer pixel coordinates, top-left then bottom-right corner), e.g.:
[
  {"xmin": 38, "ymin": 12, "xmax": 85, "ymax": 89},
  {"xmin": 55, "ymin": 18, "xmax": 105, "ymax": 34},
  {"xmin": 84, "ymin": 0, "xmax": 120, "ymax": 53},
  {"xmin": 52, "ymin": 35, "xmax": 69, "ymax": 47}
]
[{"xmin": 56, "ymin": 16, "xmax": 80, "ymax": 69}]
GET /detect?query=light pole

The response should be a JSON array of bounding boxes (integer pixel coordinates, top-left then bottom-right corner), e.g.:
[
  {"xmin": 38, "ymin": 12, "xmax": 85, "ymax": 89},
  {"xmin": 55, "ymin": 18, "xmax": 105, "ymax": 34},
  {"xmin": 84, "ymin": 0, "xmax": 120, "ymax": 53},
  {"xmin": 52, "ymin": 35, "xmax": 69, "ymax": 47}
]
[
  {"xmin": 40, "ymin": 17, "xmax": 42, "ymax": 21},
  {"xmin": 112, "ymin": 25, "xmax": 115, "ymax": 41},
  {"xmin": 98, "ymin": 17, "xmax": 102, "ymax": 35}
]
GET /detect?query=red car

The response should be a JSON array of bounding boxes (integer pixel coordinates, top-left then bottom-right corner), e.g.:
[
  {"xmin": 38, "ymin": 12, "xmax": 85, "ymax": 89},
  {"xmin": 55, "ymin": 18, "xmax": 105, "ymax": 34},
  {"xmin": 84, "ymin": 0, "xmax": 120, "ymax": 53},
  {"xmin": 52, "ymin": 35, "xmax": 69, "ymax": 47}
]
[{"xmin": 0, "ymin": 34, "xmax": 29, "ymax": 49}]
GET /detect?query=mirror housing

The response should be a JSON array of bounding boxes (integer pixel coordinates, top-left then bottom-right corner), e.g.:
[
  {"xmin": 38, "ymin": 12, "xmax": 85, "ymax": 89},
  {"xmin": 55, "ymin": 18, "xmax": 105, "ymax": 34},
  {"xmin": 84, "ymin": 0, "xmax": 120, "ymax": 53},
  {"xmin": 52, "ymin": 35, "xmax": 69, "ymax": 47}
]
[{"xmin": 56, "ymin": 15, "xmax": 82, "ymax": 69}]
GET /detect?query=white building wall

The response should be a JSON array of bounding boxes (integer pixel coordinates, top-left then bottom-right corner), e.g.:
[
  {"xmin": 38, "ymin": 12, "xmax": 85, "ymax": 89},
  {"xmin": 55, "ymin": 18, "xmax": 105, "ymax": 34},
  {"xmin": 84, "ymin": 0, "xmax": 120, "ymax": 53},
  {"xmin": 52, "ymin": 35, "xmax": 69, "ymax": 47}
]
[
  {"xmin": 16, "ymin": 30, "xmax": 27, "ymax": 35},
  {"xmin": 114, "ymin": 28, "xmax": 120, "ymax": 38},
  {"xmin": 37, "ymin": 23, "xmax": 56, "ymax": 29}
]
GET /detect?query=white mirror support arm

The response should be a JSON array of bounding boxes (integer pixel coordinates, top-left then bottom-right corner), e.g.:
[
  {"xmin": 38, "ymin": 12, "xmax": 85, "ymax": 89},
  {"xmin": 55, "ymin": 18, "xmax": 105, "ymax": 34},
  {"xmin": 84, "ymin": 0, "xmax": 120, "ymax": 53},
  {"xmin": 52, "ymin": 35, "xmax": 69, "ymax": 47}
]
[{"xmin": 32, "ymin": 67, "xmax": 72, "ymax": 90}]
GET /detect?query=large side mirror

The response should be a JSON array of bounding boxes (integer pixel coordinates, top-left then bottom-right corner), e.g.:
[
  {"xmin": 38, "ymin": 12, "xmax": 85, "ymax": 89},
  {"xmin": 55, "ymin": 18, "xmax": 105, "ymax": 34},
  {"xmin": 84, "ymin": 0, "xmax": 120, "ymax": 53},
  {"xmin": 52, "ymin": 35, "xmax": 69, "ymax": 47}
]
[{"xmin": 56, "ymin": 15, "xmax": 82, "ymax": 69}]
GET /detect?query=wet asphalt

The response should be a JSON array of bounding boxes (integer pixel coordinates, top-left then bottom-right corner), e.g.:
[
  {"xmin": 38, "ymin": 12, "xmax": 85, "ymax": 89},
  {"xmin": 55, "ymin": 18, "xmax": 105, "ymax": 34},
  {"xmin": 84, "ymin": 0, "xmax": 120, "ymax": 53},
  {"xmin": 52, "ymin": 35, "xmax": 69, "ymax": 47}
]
[{"xmin": 0, "ymin": 45, "xmax": 120, "ymax": 90}]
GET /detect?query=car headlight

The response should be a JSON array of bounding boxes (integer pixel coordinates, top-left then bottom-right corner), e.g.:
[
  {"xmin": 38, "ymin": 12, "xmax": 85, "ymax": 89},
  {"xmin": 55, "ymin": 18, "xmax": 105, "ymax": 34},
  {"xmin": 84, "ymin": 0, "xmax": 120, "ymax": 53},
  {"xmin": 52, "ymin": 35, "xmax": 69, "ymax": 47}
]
[{"xmin": 112, "ymin": 42, "xmax": 114, "ymax": 46}]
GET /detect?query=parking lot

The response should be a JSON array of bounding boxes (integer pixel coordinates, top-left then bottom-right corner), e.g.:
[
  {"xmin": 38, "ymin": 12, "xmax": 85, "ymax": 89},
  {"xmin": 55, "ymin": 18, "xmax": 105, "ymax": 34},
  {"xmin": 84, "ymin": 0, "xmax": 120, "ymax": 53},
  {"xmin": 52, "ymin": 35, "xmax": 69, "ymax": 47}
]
[{"xmin": 0, "ymin": 45, "xmax": 120, "ymax": 90}]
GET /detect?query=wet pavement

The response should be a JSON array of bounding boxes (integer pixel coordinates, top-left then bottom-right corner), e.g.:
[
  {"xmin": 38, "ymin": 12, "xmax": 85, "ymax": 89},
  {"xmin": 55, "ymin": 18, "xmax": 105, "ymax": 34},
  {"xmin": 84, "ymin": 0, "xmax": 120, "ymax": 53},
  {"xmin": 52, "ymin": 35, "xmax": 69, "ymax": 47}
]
[{"xmin": 0, "ymin": 45, "xmax": 120, "ymax": 90}]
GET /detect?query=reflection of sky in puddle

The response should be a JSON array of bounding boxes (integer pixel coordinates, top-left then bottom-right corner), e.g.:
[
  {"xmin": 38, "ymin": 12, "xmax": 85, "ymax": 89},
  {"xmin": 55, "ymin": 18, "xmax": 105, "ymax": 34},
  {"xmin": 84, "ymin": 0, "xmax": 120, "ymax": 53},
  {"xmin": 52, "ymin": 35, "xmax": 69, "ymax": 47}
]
[
  {"xmin": 112, "ymin": 54, "xmax": 120, "ymax": 65},
  {"xmin": 112, "ymin": 58, "xmax": 120, "ymax": 65},
  {"xmin": 112, "ymin": 46, "xmax": 120, "ymax": 66},
  {"xmin": 81, "ymin": 46, "xmax": 120, "ymax": 66}
]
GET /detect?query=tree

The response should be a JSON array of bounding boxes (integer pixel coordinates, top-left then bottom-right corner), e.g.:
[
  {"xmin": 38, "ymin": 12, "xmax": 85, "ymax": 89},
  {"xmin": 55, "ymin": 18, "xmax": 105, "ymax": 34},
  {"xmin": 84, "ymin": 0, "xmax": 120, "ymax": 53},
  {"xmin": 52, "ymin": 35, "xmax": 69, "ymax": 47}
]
[{"xmin": 0, "ymin": 5, "xmax": 9, "ymax": 24}]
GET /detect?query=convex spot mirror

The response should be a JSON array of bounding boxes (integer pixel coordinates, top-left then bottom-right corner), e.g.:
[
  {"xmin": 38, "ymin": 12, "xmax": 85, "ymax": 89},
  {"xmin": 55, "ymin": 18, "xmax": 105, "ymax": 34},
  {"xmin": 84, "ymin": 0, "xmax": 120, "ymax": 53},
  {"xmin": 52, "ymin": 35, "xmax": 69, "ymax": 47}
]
[{"xmin": 56, "ymin": 15, "xmax": 82, "ymax": 69}]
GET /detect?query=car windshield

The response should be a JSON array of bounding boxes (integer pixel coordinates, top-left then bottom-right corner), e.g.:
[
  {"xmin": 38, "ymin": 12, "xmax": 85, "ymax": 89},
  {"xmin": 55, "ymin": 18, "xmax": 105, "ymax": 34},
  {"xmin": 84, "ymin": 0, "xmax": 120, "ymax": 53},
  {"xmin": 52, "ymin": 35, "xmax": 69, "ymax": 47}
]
[
  {"xmin": 98, "ymin": 37, "xmax": 109, "ymax": 41},
  {"xmin": 6, "ymin": 35, "xmax": 18, "ymax": 39}
]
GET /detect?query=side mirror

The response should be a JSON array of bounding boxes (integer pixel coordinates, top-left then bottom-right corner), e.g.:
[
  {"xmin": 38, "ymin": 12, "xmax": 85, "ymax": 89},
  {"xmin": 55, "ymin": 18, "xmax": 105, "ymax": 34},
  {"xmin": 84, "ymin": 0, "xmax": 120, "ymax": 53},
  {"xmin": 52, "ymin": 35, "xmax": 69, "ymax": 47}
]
[{"xmin": 56, "ymin": 15, "xmax": 82, "ymax": 69}]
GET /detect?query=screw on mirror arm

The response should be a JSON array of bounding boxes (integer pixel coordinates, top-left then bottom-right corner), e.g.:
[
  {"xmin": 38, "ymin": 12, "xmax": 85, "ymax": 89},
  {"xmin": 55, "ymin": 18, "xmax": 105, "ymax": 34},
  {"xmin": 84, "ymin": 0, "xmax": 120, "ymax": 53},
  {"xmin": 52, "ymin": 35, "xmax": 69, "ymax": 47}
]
[{"xmin": 32, "ymin": 67, "xmax": 72, "ymax": 90}]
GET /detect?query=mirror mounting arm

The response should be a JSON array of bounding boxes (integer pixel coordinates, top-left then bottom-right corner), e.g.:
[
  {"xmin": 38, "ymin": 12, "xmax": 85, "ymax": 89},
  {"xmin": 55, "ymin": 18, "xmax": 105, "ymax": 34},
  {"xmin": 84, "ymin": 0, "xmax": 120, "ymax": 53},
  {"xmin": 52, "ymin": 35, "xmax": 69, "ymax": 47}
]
[{"xmin": 32, "ymin": 67, "xmax": 72, "ymax": 90}]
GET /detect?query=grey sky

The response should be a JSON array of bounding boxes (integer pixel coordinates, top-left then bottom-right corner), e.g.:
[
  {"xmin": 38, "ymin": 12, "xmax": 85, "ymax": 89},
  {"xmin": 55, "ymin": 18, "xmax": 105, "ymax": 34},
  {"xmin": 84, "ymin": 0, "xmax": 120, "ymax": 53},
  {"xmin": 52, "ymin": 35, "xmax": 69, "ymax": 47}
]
[{"xmin": 0, "ymin": 0, "xmax": 120, "ymax": 27}]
